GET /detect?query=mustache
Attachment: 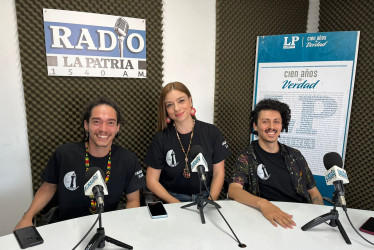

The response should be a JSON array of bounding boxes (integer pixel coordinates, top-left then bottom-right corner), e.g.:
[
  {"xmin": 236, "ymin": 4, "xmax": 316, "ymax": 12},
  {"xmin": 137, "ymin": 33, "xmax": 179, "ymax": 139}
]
[{"xmin": 265, "ymin": 129, "xmax": 278, "ymax": 133}]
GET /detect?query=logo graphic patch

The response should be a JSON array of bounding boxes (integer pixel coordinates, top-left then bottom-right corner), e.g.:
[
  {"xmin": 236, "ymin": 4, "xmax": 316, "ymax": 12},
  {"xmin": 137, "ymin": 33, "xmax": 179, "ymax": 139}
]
[
  {"xmin": 166, "ymin": 150, "xmax": 178, "ymax": 167},
  {"xmin": 64, "ymin": 171, "xmax": 79, "ymax": 191},
  {"xmin": 135, "ymin": 169, "xmax": 144, "ymax": 179},
  {"xmin": 283, "ymin": 36, "xmax": 299, "ymax": 49},
  {"xmin": 257, "ymin": 164, "xmax": 271, "ymax": 180}
]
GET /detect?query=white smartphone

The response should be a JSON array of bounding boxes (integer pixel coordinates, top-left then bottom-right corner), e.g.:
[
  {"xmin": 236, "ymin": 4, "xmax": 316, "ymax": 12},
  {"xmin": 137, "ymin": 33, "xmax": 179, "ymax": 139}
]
[{"xmin": 147, "ymin": 201, "xmax": 168, "ymax": 219}]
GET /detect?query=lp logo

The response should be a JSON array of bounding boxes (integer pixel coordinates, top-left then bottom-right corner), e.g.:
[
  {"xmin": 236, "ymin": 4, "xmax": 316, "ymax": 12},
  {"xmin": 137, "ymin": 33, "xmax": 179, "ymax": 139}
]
[{"xmin": 283, "ymin": 36, "xmax": 300, "ymax": 49}]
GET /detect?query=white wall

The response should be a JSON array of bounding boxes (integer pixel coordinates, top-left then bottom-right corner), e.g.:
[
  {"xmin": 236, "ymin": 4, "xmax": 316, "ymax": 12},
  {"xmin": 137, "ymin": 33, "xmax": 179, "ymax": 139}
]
[
  {"xmin": 162, "ymin": 0, "xmax": 216, "ymax": 124},
  {"xmin": 0, "ymin": 0, "xmax": 216, "ymax": 236},
  {"xmin": 306, "ymin": 0, "xmax": 320, "ymax": 33},
  {"xmin": 0, "ymin": 0, "xmax": 34, "ymax": 236}
]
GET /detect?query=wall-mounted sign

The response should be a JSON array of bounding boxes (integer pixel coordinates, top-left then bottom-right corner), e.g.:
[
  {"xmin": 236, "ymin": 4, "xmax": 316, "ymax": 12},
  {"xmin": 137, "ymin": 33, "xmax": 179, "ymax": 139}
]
[{"xmin": 43, "ymin": 8, "xmax": 146, "ymax": 78}]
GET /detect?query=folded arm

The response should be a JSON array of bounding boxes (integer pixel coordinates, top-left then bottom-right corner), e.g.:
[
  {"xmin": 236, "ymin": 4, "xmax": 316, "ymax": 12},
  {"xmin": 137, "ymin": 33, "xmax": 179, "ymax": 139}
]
[
  {"xmin": 125, "ymin": 190, "xmax": 141, "ymax": 208},
  {"xmin": 308, "ymin": 186, "xmax": 324, "ymax": 205},
  {"xmin": 146, "ymin": 166, "xmax": 180, "ymax": 203},
  {"xmin": 209, "ymin": 160, "xmax": 225, "ymax": 200}
]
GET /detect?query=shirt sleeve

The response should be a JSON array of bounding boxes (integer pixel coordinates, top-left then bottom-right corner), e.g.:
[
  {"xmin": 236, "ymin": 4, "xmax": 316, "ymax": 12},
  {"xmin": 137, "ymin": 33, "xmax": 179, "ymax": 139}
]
[
  {"xmin": 144, "ymin": 133, "xmax": 165, "ymax": 170},
  {"xmin": 125, "ymin": 153, "xmax": 146, "ymax": 194},
  {"xmin": 231, "ymin": 153, "xmax": 250, "ymax": 187},
  {"xmin": 41, "ymin": 151, "xmax": 60, "ymax": 184},
  {"xmin": 303, "ymin": 156, "xmax": 317, "ymax": 190},
  {"xmin": 211, "ymin": 127, "xmax": 231, "ymax": 164}
]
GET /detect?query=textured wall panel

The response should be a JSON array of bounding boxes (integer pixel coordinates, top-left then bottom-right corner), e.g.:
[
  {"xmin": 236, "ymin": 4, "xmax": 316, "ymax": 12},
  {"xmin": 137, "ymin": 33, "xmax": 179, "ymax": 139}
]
[
  {"xmin": 15, "ymin": 0, "xmax": 164, "ymax": 206},
  {"xmin": 215, "ymin": 0, "xmax": 309, "ymax": 186},
  {"xmin": 319, "ymin": 0, "xmax": 374, "ymax": 210}
]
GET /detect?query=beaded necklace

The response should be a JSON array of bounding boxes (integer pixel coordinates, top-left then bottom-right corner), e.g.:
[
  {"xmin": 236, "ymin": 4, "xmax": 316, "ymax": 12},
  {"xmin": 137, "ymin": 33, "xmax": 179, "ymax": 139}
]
[
  {"xmin": 174, "ymin": 120, "xmax": 195, "ymax": 179},
  {"xmin": 85, "ymin": 144, "xmax": 111, "ymax": 214}
]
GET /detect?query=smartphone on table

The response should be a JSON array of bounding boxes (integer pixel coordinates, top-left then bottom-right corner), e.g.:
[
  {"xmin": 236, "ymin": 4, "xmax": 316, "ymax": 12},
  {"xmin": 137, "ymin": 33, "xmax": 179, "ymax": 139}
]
[
  {"xmin": 359, "ymin": 217, "xmax": 374, "ymax": 235},
  {"xmin": 13, "ymin": 226, "xmax": 44, "ymax": 249},
  {"xmin": 147, "ymin": 201, "xmax": 168, "ymax": 219}
]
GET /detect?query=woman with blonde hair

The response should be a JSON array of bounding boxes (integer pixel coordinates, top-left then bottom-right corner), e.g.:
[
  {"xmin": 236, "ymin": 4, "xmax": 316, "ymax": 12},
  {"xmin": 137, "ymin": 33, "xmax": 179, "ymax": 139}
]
[{"xmin": 145, "ymin": 82, "xmax": 230, "ymax": 203}]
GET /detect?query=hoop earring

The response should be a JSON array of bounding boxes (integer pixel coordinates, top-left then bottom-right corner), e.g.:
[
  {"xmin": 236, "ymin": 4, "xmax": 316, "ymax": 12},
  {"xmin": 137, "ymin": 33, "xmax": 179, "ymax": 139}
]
[
  {"xmin": 166, "ymin": 117, "xmax": 171, "ymax": 123},
  {"xmin": 190, "ymin": 107, "xmax": 196, "ymax": 116},
  {"xmin": 85, "ymin": 131, "xmax": 89, "ymax": 141}
]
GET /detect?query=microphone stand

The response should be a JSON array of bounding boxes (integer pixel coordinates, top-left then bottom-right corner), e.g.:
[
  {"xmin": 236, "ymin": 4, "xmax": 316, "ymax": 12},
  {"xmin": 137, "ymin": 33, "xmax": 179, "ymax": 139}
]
[
  {"xmin": 118, "ymin": 36, "xmax": 124, "ymax": 58},
  {"xmin": 181, "ymin": 178, "xmax": 221, "ymax": 224},
  {"xmin": 181, "ymin": 178, "xmax": 247, "ymax": 248},
  {"xmin": 301, "ymin": 190, "xmax": 351, "ymax": 245},
  {"xmin": 85, "ymin": 206, "xmax": 133, "ymax": 250}
]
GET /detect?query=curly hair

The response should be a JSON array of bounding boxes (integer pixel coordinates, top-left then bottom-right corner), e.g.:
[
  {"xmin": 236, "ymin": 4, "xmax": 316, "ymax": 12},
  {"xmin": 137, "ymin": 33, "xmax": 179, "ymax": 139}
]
[{"xmin": 249, "ymin": 98, "xmax": 291, "ymax": 135}]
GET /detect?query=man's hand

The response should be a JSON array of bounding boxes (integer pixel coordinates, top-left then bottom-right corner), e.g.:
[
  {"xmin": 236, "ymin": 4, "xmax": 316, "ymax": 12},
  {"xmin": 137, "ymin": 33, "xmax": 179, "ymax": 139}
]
[
  {"xmin": 258, "ymin": 200, "xmax": 296, "ymax": 229},
  {"xmin": 229, "ymin": 182, "xmax": 296, "ymax": 229},
  {"xmin": 14, "ymin": 215, "xmax": 33, "ymax": 231}
]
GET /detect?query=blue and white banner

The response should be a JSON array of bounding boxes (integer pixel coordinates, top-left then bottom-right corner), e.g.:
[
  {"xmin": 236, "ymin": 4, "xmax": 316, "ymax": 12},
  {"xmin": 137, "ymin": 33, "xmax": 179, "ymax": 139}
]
[
  {"xmin": 43, "ymin": 9, "xmax": 146, "ymax": 78},
  {"xmin": 253, "ymin": 31, "xmax": 359, "ymax": 197}
]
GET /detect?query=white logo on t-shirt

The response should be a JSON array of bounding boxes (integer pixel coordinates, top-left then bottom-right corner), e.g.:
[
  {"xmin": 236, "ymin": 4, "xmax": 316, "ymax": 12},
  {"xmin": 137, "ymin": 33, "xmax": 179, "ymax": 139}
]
[
  {"xmin": 257, "ymin": 164, "xmax": 271, "ymax": 180},
  {"xmin": 166, "ymin": 149, "xmax": 178, "ymax": 167},
  {"xmin": 64, "ymin": 171, "xmax": 79, "ymax": 191},
  {"xmin": 135, "ymin": 169, "xmax": 144, "ymax": 179}
]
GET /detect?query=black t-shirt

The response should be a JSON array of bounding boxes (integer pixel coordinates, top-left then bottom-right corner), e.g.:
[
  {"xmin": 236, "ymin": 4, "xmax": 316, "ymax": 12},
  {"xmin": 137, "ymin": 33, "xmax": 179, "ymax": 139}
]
[
  {"xmin": 145, "ymin": 120, "xmax": 230, "ymax": 194},
  {"xmin": 42, "ymin": 142, "xmax": 145, "ymax": 221},
  {"xmin": 253, "ymin": 141, "xmax": 306, "ymax": 203}
]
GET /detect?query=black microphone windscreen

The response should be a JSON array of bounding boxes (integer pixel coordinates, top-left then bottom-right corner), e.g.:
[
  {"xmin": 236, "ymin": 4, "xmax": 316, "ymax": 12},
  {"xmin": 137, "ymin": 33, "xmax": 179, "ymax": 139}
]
[
  {"xmin": 323, "ymin": 152, "xmax": 343, "ymax": 170},
  {"xmin": 189, "ymin": 145, "xmax": 205, "ymax": 158},
  {"xmin": 84, "ymin": 167, "xmax": 105, "ymax": 183}
]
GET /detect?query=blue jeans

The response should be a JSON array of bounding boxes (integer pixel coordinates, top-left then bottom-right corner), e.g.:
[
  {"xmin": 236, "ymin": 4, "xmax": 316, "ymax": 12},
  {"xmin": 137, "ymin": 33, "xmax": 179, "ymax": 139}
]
[{"xmin": 168, "ymin": 190, "xmax": 210, "ymax": 202}]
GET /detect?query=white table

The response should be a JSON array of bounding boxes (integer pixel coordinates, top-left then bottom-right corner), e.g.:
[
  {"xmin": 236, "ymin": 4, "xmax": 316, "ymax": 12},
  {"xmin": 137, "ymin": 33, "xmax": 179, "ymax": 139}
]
[{"xmin": 1, "ymin": 200, "xmax": 374, "ymax": 249}]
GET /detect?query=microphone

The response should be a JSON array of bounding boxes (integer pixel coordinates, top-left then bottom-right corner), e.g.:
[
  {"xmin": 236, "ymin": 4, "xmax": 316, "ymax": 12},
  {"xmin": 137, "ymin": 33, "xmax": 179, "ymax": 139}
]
[
  {"xmin": 323, "ymin": 152, "xmax": 349, "ymax": 210},
  {"xmin": 114, "ymin": 17, "xmax": 129, "ymax": 58},
  {"xmin": 84, "ymin": 167, "xmax": 108, "ymax": 211},
  {"xmin": 190, "ymin": 145, "xmax": 209, "ymax": 182}
]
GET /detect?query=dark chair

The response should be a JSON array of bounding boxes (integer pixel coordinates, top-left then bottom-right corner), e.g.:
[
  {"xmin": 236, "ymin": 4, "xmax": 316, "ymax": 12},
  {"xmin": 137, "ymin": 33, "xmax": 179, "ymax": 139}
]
[
  {"xmin": 38, "ymin": 193, "xmax": 59, "ymax": 226},
  {"xmin": 223, "ymin": 179, "xmax": 231, "ymax": 200}
]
